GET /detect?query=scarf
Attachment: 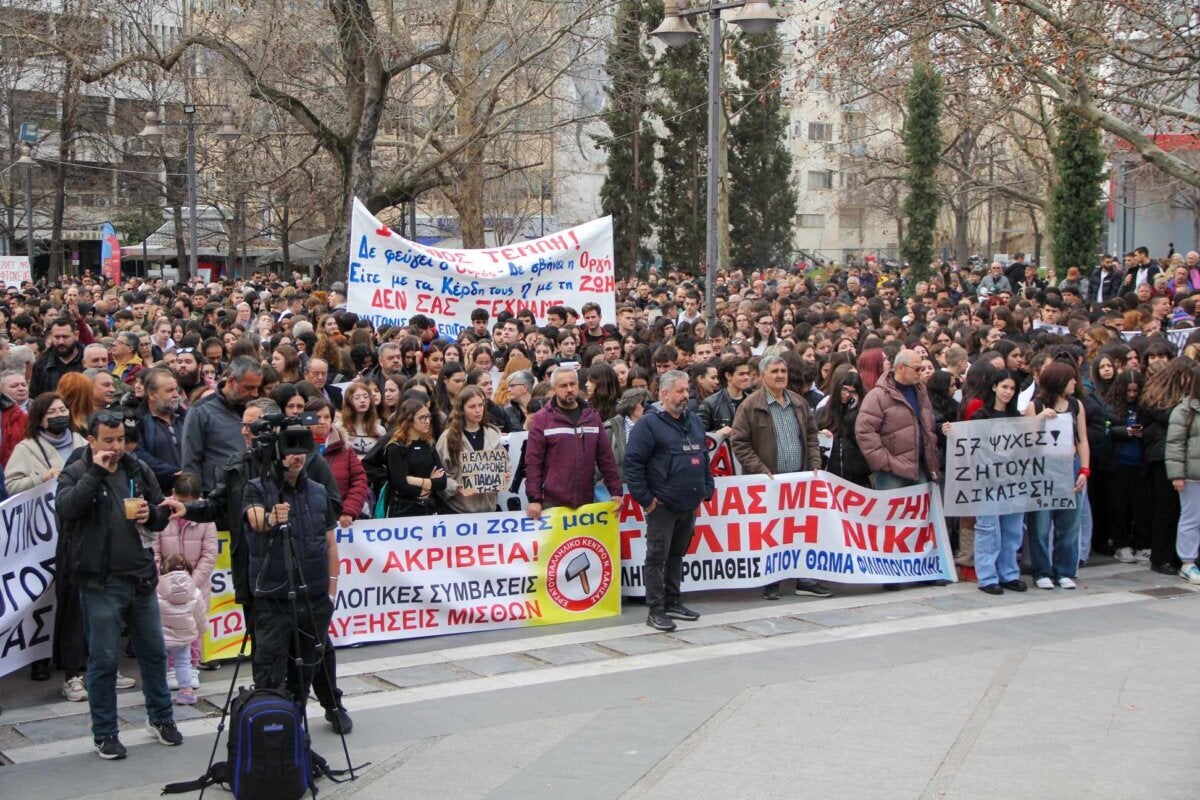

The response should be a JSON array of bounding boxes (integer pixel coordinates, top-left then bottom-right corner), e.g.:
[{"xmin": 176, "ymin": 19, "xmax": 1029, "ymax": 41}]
[{"xmin": 41, "ymin": 429, "xmax": 76, "ymax": 462}]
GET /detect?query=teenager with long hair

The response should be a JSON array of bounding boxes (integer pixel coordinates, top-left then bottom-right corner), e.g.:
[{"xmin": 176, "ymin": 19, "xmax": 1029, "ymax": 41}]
[
  {"xmin": 382, "ymin": 399, "xmax": 446, "ymax": 517},
  {"xmin": 969, "ymin": 369, "xmax": 1027, "ymax": 595},
  {"xmin": 1140, "ymin": 358, "xmax": 1200, "ymax": 573},
  {"xmin": 1023, "ymin": 360, "xmax": 1090, "ymax": 589},
  {"xmin": 817, "ymin": 370, "xmax": 869, "ymax": 486},
  {"xmin": 340, "ymin": 381, "xmax": 386, "ymax": 456},
  {"xmin": 1105, "ymin": 370, "xmax": 1150, "ymax": 563},
  {"xmin": 436, "ymin": 386, "xmax": 504, "ymax": 514}
]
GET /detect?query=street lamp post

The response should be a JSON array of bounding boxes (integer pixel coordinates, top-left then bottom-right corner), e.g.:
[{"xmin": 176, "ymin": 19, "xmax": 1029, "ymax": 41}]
[
  {"xmin": 138, "ymin": 107, "xmax": 241, "ymax": 282},
  {"xmin": 17, "ymin": 143, "xmax": 36, "ymax": 262},
  {"xmin": 652, "ymin": 0, "xmax": 781, "ymax": 329}
]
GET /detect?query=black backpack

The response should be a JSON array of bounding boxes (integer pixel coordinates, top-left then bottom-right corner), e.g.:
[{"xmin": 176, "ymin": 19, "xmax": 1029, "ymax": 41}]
[{"xmin": 163, "ymin": 687, "xmax": 359, "ymax": 799}]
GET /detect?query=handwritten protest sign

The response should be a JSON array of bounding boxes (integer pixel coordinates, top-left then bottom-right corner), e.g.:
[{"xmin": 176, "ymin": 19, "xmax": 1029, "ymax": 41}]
[
  {"xmin": 346, "ymin": 199, "xmax": 615, "ymax": 339},
  {"xmin": 460, "ymin": 447, "xmax": 508, "ymax": 493},
  {"xmin": 0, "ymin": 256, "xmax": 31, "ymax": 286},
  {"xmin": 0, "ymin": 483, "xmax": 57, "ymax": 678},
  {"xmin": 943, "ymin": 415, "xmax": 1076, "ymax": 516}
]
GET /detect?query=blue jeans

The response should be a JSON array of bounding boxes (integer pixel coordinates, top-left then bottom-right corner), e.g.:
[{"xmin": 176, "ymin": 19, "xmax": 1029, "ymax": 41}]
[
  {"xmin": 871, "ymin": 470, "xmax": 926, "ymax": 491},
  {"xmin": 1078, "ymin": 485, "xmax": 1092, "ymax": 563},
  {"xmin": 974, "ymin": 513, "xmax": 1024, "ymax": 586},
  {"xmin": 1029, "ymin": 502, "xmax": 1082, "ymax": 581},
  {"xmin": 80, "ymin": 580, "xmax": 173, "ymax": 739}
]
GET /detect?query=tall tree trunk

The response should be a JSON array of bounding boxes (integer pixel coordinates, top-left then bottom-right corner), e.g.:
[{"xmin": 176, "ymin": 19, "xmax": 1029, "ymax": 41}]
[
  {"xmin": 717, "ymin": 83, "xmax": 730, "ymax": 273},
  {"xmin": 953, "ymin": 202, "xmax": 970, "ymax": 267},
  {"xmin": 281, "ymin": 201, "xmax": 291, "ymax": 272}
]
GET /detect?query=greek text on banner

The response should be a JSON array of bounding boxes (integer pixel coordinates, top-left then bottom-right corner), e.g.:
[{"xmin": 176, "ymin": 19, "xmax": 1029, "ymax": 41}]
[
  {"xmin": 327, "ymin": 501, "xmax": 621, "ymax": 644},
  {"xmin": 619, "ymin": 471, "xmax": 956, "ymax": 595},
  {"xmin": 943, "ymin": 415, "xmax": 1076, "ymax": 516},
  {"xmin": 345, "ymin": 199, "xmax": 615, "ymax": 340}
]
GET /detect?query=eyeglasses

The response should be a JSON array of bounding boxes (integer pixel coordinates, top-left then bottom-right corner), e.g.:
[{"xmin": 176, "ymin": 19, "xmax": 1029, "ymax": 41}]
[
  {"xmin": 176, "ymin": 348, "xmax": 196, "ymax": 356},
  {"xmin": 414, "ymin": 414, "xmax": 432, "ymax": 423}
]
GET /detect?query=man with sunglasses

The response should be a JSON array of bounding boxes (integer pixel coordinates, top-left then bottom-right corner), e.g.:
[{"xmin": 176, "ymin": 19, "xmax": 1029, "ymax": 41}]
[{"xmin": 57, "ymin": 410, "xmax": 181, "ymax": 759}]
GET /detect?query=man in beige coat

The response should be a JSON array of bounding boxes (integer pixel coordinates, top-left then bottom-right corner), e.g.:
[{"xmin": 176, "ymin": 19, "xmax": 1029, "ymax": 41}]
[{"xmin": 730, "ymin": 355, "xmax": 827, "ymax": 601}]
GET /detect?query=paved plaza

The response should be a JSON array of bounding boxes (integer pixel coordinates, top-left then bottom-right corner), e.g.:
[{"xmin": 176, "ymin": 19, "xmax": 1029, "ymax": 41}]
[{"xmin": 1, "ymin": 561, "xmax": 1196, "ymax": 800}]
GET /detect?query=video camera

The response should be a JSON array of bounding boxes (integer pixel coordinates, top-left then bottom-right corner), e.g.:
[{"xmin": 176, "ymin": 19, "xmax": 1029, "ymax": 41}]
[{"xmin": 249, "ymin": 412, "xmax": 320, "ymax": 459}]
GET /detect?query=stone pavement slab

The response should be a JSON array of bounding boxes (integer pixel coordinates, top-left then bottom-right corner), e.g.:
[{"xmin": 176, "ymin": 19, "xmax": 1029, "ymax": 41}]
[{"xmin": 525, "ymin": 643, "xmax": 611, "ymax": 666}]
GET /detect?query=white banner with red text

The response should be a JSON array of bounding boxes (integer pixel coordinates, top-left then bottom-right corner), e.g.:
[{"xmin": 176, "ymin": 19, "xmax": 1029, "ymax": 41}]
[{"xmin": 618, "ymin": 471, "xmax": 956, "ymax": 595}]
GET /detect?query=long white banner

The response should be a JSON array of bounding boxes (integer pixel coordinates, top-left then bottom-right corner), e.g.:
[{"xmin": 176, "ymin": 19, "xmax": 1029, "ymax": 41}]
[
  {"xmin": 345, "ymin": 199, "xmax": 615, "ymax": 340},
  {"xmin": 943, "ymin": 416, "xmax": 1076, "ymax": 516},
  {"xmin": 0, "ymin": 483, "xmax": 57, "ymax": 678},
  {"xmin": 617, "ymin": 472, "xmax": 955, "ymax": 594}
]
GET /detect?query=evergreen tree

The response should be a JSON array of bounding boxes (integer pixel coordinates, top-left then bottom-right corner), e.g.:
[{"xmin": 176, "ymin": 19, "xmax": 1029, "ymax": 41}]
[
  {"xmin": 1050, "ymin": 105, "xmax": 1105, "ymax": 279},
  {"xmin": 900, "ymin": 63, "xmax": 943, "ymax": 285},
  {"xmin": 599, "ymin": 0, "xmax": 659, "ymax": 278},
  {"xmin": 654, "ymin": 28, "xmax": 709, "ymax": 276},
  {"xmin": 729, "ymin": 30, "xmax": 796, "ymax": 270}
]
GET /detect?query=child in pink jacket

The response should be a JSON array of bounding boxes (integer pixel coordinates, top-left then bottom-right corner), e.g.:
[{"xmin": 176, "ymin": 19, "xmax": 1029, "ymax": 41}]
[
  {"xmin": 152, "ymin": 473, "xmax": 217, "ymax": 677},
  {"xmin": 157, "ymin": 553, "xmax": 207, "ymax": 705}
]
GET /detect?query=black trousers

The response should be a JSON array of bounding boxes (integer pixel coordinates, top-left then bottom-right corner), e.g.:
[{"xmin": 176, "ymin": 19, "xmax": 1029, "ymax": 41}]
[
  {"xmin": 244, "ymin": 595, "xmax": 342, "ymax": 710},
  {"xmin": 1109, "ymin": 464, "xmax": 1152, "ymax": 551},
  {"xmin": 644, "ymin": 506, "xmax": 696, "ymax": 611},
  {"xmin": 1149, "ymin": 461, "xmax": 1182, "ymax": 567},
  {"xmin": 251, "ymin": 595, "xmax": 334, "ymax": 706}
]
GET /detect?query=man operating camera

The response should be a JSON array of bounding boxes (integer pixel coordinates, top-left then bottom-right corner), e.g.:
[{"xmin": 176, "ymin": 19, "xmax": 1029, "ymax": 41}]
[{"xmin": 242, "ymin": 425, "xmax": 340, "ymax": 704}]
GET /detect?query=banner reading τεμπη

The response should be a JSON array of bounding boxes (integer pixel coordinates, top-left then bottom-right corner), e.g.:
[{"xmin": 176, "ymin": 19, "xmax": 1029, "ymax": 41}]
[
  {"xmin": 0, "ymin": 483, "xmax": 57, "ymax": 678},
  {"xmin": 618, "ymin": 472, "xmax": 955, "ymax": 595},
  {"xmin": 943, "ymin": 415, "xmax": 1076, "ymax": 516},
  {"xmin": 345, "ymin": 199, "xmax": 615, "ymax": 340},
  {"xmin": 327, "ymin": 501, "xmax": 620, "ymax": 644}
]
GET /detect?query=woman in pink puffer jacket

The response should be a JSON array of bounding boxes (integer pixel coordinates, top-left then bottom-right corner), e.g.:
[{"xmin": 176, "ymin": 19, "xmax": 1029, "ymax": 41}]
[
  {"xmin": 152, "ymin": 473, "xmax": 218, "ymax": 672},
  {"xmin": 157, "ymin": 554, "xmax": 207, "ymax": 705}
]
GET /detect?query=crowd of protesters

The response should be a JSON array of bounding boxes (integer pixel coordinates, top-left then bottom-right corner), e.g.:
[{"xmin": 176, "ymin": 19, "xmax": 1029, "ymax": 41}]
[{"xmin": 3, "ymin": 244, "xmax": 1200, "ymax": 745}]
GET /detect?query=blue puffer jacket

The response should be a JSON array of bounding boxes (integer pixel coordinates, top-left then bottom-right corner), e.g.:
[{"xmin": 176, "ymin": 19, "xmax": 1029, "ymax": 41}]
[{"xmin": 623, "ymin": 405, "xmax": 714, "ymax": 513}]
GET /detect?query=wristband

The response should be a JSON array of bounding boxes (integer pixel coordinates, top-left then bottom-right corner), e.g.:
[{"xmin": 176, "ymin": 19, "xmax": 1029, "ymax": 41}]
[{"xmin": 1078, "ymin": 467, "xmax": 1091, "ymax": 477}]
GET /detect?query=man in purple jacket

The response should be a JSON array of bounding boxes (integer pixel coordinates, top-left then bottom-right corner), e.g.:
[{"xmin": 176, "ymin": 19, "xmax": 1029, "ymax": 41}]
[{"xmin": 525, "ymin": 368, "xmax": 623, "ymax": 517}]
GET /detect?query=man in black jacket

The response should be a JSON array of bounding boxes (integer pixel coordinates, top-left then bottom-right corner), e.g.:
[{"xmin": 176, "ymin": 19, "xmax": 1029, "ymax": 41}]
[
  {"xmin": 242, "ymin": 426, "xmax": 339, "ymax": 709},
  {"xmin": 623, "ymin": 370, "xmax": 714, "ymax": 632},
  {"xmin": 162, "ymin": 397, "xmax": 351, "ymax": 731},
  {"xmin": 698, "ymin": 357, "xmax": 751, "ymax": 436},
  {"xmin": 30, "ymin": 316, "xmax": 86, "ymax": 396},
  {"xmin": 57, "ymin": 410, "xmax": 182, "ymax": 760}
]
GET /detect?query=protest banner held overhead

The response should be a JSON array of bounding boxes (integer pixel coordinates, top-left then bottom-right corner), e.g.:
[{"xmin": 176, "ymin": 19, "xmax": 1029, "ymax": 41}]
[
  {"xmin": 943, "ymin": 415, "xmax": 1076, "ymax": 516},
  {"xmin": 0, "ymin": 483, "xmax": 57, "ymax": 679},
  {"xmin": 0, "ymin": 255, "xmax": 31, "ymax": 286},
  {"xmin": 345, "ymin": 199, "xmax": 615, "ymax": 339}
]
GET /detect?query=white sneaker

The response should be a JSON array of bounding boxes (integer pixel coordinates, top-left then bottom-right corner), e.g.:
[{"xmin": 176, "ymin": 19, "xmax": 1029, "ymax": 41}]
[
  {"xmin": 166, "ymin": 672, "xmax": 179, "ymax": 691},
  {"xmin": 1134, "ymin": 549, "xmax": 1152, "ymax": 562},
  {"xmin": 190, "ymin": 674, "xmax": 201, "ymax": 689},
  {"xmin": 1058, "ymin": 577, "xmax": 1077, "ymax": 590},
  {"xmin": 1035, "ymin": 577, "xmax": 1055, "ymax": 590},
  {"xmin": 62, "ymin": 675, "xmax": 87, "ymax": 702},
  {"xmin": 1180, "ymin": 564, "xmax": 1200, "ymax": 585},
  {"xmin": 115, "ymin": 672, "xmax": 135, "ymax": 690},
  {"xmin": 1114, "ymin": 547, "xmax": 1138, "ymax": 564}
]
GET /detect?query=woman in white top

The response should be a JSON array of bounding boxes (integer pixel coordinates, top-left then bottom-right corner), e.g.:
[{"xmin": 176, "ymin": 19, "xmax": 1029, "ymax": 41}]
[{"xmin": 5, "ymin": 393, "xmax": 86, "ymax": 493}]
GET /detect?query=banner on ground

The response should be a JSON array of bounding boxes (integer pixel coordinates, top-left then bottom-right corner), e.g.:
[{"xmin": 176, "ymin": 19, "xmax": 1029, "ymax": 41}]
[
  {"xmin": 618, "ymin": 472, "xmax": 956, "ymax": 595},
  {"xmin": 943, "ymin": 415, "xmax": 1076, "ymax": 516},
  {"xmin": 328, "ymin": 501, "xmax": 620, "ymax": 644},
  {"xmin": 0, "ymin": 483, "xmax": 57, "ymax": 679},
  {"xmin": 346, "ymin": 198, "xmax": 615, "ymax": 340},
  {"xmin": 0, "ymin": 256, "xmax": 31, "ymax": 286}
]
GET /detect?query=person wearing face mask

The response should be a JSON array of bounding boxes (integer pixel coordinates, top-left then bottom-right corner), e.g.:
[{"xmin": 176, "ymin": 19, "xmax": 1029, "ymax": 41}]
[
  {"xmin": 134, "ymin": 368, "xmax": 187, "ymax": 493},
  {"xmin": 5, "ymin": 392, "xmax": 86, "ymax": 493}
]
